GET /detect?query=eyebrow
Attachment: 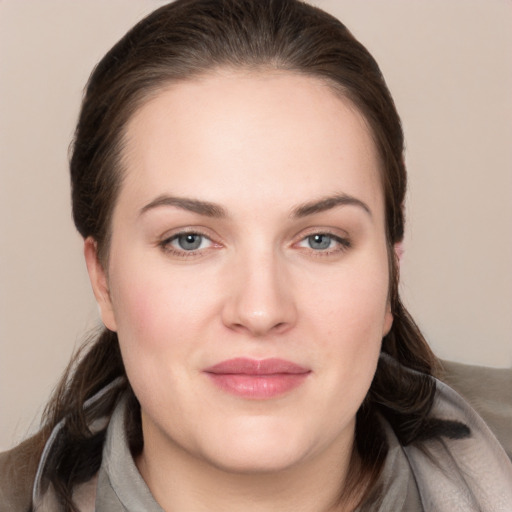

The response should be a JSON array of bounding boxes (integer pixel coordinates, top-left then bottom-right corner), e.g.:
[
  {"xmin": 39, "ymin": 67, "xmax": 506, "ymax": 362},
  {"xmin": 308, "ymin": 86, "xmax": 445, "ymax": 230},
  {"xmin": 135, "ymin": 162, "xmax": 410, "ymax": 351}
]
[
  {"xmin": 291, "ymin": 193, "xmax": 372, "ymax": 218},
  {"xmin": 140, "ymin": 195, "xmax": 227, "ymax": 218},
  {"xmin": 139, "ymin": 192, "xmax": 371, "ymax": 219}
]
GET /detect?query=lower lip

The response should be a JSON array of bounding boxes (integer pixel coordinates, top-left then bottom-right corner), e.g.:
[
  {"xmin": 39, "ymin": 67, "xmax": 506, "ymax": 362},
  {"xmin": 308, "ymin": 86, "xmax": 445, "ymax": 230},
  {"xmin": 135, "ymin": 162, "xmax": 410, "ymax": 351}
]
[{"xmin": 205, "ymin": 373, "xmax": 309, "ymax": 399}]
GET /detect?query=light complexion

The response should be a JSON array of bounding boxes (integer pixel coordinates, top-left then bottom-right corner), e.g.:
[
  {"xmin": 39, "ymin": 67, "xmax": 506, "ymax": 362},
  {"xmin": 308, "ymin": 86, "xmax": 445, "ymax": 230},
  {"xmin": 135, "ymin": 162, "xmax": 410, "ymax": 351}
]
[{"xmin": 85, "ymin": 70, "xmax": 393, "ymax": 511}]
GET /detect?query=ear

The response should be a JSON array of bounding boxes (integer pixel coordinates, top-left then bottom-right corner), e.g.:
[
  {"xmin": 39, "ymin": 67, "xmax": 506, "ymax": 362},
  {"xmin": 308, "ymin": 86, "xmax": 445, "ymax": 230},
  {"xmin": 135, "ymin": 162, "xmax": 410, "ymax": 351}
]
[
  {"xmin": 382, "ymin": 241, "xmax": 403, "ymax": 337},
  {"xmin": 84, "ymin": 237, "xmax": 118, "ymax": 332},
  {"xmin": 382, "ymin": 302, "xmax": 393, "ymax": 337},
  {"xmin": 394, "ymin": 241, "xmax": 404, "ymax": 265}
]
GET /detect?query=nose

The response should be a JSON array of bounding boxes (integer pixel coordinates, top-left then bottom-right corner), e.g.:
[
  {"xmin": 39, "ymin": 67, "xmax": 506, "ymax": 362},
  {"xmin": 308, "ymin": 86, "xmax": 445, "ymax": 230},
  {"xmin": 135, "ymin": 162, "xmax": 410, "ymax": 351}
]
[{"xmin": 221, "ymin": 250, "xmax": 297, "ymax": 337}]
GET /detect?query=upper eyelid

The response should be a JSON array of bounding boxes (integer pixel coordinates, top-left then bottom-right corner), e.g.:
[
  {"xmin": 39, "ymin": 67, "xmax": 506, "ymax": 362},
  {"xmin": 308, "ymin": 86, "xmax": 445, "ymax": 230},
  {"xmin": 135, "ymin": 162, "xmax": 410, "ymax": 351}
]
[
  {"xmin": 168, "ymin": 232, "xmax": 210, "ymax": 242},
  {"xmin": 295, "ymin": 233, "xmax": 350, "ymax": 247},
  {"xmin": 292, "ymin": 226, "xmax": 350, "ymax": 242},
  {"xmin": 157, "ymin": 230, "xmax": 213, "ymax": 252},
  {"xmin": 160, "ymin": 226, "xmax": 216, "ymax": 242}
]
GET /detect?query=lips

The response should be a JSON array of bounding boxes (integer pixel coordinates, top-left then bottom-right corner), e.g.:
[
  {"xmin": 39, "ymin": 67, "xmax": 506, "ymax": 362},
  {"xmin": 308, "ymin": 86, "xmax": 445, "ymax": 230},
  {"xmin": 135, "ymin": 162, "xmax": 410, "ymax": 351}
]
[{"xmin": 203, "ymin": 358, "xmax": 310, "ymax": 399}]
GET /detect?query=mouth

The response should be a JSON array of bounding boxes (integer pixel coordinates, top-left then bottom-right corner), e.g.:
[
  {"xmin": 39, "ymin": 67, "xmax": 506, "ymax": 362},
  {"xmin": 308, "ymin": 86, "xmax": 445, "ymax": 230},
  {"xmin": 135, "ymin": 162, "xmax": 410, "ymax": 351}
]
[{"xmin": 203, "ymin": 358, "xmax": 311, "ymax": 399}]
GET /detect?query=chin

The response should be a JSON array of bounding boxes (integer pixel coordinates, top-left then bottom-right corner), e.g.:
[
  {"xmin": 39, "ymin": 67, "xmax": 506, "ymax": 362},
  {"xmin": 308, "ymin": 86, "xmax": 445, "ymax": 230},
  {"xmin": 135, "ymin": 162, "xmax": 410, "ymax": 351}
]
[
  {"xmin": 206, "ymin": 446, "xmax": 306, "ymax": 475},
  {"xmin": 195, "ymin": 418, "xmax": 317, "ymax": 474}
]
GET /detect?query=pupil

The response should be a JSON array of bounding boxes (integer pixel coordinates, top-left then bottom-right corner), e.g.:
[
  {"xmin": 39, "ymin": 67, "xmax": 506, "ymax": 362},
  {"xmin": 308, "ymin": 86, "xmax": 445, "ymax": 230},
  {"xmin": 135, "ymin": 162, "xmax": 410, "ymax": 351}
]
[
  {"xmin": 309, "ymin": 234, "xmax": 330, "ymax": 250},
  {"xmin": 178, "ymin": 234, "xmax": 202, "ymax": 250}
]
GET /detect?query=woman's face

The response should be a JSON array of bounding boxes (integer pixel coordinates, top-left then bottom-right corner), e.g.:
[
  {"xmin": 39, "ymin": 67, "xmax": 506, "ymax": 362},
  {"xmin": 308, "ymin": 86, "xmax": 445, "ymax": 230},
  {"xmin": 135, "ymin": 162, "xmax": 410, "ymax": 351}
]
[{"xmin": 87, "ymin": 70, "xmax": 393, "ymax": 474}]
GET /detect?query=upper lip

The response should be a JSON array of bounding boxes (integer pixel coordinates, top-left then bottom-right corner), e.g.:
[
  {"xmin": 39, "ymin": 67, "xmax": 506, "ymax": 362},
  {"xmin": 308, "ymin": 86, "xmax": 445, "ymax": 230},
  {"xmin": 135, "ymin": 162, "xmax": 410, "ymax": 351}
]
[{"xmin": 204, "ymin": 358, "xmax": 310, "ymax": 375}]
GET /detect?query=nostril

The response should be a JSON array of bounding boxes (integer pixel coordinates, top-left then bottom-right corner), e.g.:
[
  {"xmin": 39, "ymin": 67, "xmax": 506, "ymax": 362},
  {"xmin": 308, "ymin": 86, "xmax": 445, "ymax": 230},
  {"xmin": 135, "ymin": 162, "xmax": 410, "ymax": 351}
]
[{"xmin": 273, "ymin": 322, "xmax": 287, "ymax": 332}]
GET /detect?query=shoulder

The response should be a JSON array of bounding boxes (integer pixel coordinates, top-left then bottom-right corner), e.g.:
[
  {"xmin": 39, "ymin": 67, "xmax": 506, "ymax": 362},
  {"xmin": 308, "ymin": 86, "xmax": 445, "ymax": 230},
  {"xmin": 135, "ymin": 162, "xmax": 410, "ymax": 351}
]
[
  {"xmin": 1, "ymin": 434, "xmax": 98, "ymax": 512},
  {"xmin": 0, "ymin": 436, "xmax": 40, "ymax": 511},
  {"xmin": 440, "ymin": 359, "xmax": 512, "ymax": 458}
]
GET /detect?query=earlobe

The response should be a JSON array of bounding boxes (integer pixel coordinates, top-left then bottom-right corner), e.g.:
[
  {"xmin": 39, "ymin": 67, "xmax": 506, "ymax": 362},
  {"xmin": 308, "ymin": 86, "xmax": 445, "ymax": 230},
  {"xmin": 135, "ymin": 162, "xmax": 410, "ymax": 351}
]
[{"xmin": 83, "ymin": 237, "xmax": 118, "ymax": 332}]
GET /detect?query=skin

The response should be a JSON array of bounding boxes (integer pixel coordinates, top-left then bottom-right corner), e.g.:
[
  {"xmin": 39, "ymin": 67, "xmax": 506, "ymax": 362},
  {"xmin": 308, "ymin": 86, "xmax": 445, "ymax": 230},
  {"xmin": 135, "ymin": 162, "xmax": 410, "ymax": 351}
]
[{"xmin": 85, "ymin": 69, "xmax": 393, "ymax": 512}]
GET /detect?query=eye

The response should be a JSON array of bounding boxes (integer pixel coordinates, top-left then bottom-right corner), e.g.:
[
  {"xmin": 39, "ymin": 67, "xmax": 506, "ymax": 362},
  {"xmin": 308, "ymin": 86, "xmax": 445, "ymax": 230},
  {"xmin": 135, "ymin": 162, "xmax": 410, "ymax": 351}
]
[
  {"xmin": 172, "ymin": 233, "xmax": 209, "ymax": 251},
  {"xmin": 296, "ymin": 233, "xmax": 351, "ymax": 254},
  {"xmin": 160, "ymin": 231, "xmax": 215, "ymax": 255}
]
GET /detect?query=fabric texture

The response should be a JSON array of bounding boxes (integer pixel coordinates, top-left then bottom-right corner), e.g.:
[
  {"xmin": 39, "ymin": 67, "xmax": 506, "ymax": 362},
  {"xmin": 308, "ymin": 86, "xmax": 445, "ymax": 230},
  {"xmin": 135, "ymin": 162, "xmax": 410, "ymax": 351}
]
[
  {"xmin": 441, "ymin": 359, "xmax": 512, "ymax": 459},
  {"xmin": 1, "ymin": 360, "xmax": 511, "ymax": 511}
]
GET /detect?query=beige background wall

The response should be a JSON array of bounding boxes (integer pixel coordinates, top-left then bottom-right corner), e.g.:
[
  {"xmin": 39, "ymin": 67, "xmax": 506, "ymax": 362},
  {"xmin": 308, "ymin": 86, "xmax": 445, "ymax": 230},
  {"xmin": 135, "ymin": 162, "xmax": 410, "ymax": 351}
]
[{"xmin": 1, "ymin": 0, "xmax": 511, "ymax": 451}]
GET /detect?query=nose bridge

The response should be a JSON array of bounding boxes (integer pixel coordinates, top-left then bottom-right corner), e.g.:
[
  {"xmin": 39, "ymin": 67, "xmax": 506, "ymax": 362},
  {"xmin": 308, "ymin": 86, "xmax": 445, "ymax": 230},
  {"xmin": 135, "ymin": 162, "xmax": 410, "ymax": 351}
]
[{"xmin": 223, "ymin": 244, "xmax": 296, "ymax": 336}]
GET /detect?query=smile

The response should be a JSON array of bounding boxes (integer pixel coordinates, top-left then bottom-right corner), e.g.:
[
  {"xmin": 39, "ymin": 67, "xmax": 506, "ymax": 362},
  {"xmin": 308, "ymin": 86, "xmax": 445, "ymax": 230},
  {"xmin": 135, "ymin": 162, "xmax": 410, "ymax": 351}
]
[{"xmin": 203, "ymin": 358, "xmax": 311, "ymax": 399}]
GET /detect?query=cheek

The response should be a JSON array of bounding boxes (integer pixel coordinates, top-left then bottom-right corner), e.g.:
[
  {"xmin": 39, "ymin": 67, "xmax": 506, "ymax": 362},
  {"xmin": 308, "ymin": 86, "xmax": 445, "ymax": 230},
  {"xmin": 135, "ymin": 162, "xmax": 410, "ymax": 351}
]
[
  {"xmin": 109, "ymin": 270, "xmax": 198, "ymax": 405},
  {"xmin": 114, "ymin": 279, "xmax": 170, "ymax": 347},
  {"xmin": 302, "ymin": 253, "xmax": 390, "ymax": 388},
  {"xmin": 110, "ymin": 259, "xmax": 208, "ymax": 341},
  {"xmin": 295, "ymin": 262, "xmax": 388, "ymax": 443},
  {"xmin": 107, "ymin": 258, "xmax": 225, "ymax": 395},
  {"xmin": 309, "ymin": 258, "xmax": 390, "ymax": 337},
  {"xmin": 107, "ymin": 267, "xmax": 180, "ymax": 383}
]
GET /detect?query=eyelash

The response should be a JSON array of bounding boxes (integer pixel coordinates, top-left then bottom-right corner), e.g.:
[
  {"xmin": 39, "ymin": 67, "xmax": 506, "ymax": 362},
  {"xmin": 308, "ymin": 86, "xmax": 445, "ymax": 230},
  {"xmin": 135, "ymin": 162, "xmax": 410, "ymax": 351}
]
[
  {"xmin": 158, "ymin": 230, "xmax": 351, "ymax": 258},
  {"xmin": 159, "ymin": 229, "xmax": 216, "ymax": 258},
  {"xmin": 295, "ymin": 232, "xmax": 351, "ymax": 256}
]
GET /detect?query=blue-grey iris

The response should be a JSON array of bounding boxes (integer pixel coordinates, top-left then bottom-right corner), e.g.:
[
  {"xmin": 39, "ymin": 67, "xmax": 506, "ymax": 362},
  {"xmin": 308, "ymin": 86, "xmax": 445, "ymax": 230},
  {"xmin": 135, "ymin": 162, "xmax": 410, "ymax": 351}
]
[
  {"xmin": 308, "ymin": 234, "xmax": 331, "ymax": 250},
  {"xmin": 178, "ymin": 234, "xmax": 203, "ymax": 250}
]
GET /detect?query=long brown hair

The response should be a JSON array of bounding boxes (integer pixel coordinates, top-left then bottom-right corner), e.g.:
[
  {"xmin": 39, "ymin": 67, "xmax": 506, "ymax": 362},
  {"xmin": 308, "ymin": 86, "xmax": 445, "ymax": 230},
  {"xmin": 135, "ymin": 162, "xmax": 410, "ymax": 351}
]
[{"xmin": 25, "ymin": 1, "xmax": 468, "ymax": 510}]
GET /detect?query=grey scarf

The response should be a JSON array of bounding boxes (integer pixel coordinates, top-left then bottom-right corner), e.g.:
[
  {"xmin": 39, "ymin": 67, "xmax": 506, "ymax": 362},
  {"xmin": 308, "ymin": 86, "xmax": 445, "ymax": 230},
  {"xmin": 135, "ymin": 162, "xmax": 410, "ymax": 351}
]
[{"xmin": 32, "ymin": 367, "xmax": 512, "ymax": 511}]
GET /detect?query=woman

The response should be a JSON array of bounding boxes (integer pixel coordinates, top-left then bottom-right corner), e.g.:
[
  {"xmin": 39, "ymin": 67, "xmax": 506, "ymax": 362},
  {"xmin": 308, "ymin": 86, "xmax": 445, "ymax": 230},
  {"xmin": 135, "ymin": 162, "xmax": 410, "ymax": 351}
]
[{"xmin": 1, "ymin": 0, "xmax": 511, "ymax": 510}]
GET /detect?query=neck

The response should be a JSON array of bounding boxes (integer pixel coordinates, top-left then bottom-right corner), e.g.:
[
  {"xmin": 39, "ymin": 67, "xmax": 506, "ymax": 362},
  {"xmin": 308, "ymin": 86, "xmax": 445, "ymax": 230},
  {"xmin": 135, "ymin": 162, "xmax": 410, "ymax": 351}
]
[{"xmin": 136, "ymin": 420, "xmax": 365, "ymax": 512}]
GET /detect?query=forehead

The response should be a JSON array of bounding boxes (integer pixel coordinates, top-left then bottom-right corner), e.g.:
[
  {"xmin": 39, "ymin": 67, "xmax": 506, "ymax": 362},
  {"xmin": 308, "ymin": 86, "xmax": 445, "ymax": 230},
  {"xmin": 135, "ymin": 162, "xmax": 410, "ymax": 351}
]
[{"xmin": 119, "ymin": 69, "xmax": 383, "ymax": 217}]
